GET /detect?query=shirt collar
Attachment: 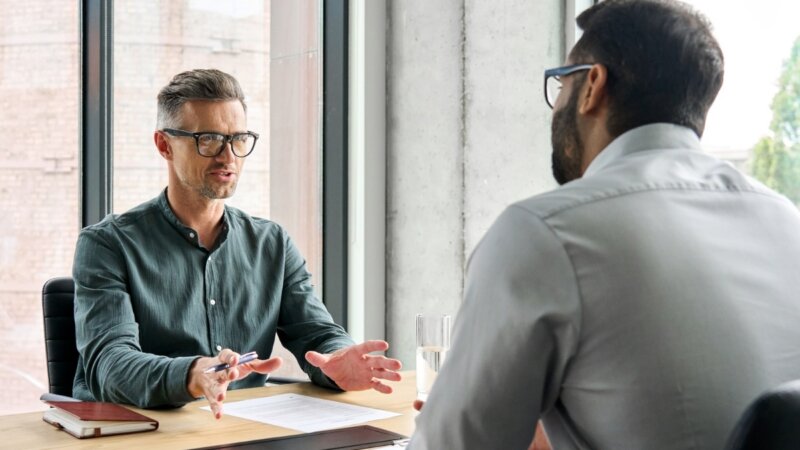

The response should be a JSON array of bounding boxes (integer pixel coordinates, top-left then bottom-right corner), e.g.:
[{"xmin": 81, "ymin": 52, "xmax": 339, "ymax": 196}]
[
  {"xmin": 156, "ymin": 188, "xmax": 231, "ymax": 250},
  {"xmin": 157, "ymin": 188, "xmax": 185, "ymax": 231},
  {"xmin": 583, "ymin": 123, "xmax": 703, "ymax": 178}
]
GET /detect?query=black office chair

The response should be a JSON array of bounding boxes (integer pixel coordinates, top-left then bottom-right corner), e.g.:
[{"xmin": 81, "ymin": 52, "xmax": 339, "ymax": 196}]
[
  {"xmin": 42, "ymin": 276, "xmax": 78, "ymax": 397},
  {"xmin": 724, "ymin": 379, "xmax": 800, "ymax": 450}
]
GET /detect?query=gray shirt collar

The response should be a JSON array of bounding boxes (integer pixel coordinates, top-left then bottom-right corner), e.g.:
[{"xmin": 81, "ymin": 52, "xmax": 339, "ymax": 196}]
[{"xmin": 583, "ymin": 123, "xmax": 703, "ymax": 178}]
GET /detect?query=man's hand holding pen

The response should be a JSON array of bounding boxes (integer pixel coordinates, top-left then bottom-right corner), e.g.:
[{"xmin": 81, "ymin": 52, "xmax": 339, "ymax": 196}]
[{"xmin": 188, "ymin": 349, "xmax": 282, "ymax": 420}]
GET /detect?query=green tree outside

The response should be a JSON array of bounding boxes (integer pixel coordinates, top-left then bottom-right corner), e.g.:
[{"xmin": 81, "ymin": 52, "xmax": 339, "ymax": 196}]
[{"xmin": 750, "ymin": 35, "xmax": 800, "ymax": 204}]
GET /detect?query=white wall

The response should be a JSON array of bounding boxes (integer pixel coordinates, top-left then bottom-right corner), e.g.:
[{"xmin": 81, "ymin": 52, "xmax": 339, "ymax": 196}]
[{"xmin": 385, "ymin": 0, "xmax": 565, "ymax": 365}]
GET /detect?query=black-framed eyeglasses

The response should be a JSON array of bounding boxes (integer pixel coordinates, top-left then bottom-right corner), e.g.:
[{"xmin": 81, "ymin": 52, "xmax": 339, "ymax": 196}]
[
  {"xmin": 544, "ymin": 64, "xmax": 594, "ymax": 109},
  {"xmin": 162, "ymin": 128, "xmax": 260, "ymax": 158}
]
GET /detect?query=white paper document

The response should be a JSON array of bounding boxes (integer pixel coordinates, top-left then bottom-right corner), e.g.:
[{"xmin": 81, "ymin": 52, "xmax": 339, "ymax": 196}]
[{"xmin": 202, "ymin": 393, "xmax": 400, "ymax": 432}]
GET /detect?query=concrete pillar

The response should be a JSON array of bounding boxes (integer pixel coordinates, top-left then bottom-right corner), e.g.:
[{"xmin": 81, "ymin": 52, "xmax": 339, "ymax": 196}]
[
  {"xmin": 463, "ymin": 0, "xmax": 563, "ymax": 254},
  {"xmin": 386, "ymin": 1, "xmax": 565, "ymax": 366},
  {"xmin": 386, "ymin": 0, "xmax": 466, "ymax": 365}
]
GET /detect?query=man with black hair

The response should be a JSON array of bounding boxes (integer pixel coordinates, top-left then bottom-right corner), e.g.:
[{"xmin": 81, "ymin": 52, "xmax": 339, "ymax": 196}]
[{"xmin": 409, "ymin": 1, "xmax": 800, "ymax": 448}]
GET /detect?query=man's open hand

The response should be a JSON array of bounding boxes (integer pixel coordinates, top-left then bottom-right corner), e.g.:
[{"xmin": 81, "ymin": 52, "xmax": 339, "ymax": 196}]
[{"xmin": 305, "ymin": 340, "xmax": 402, "ymax": 394}]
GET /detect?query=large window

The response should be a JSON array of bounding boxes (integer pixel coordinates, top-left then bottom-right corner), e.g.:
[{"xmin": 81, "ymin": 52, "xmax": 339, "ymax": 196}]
[
  {"xmin": 0, "ymin": 0, "xmax": 327, "ymax": 415},
  {"xmin": 113, "ymin": 0, "xmax": 323, "ymax": 281},
  {"xmin": 685, "ymin": 0, "xmax": 800, "ymax": 205},
  {"xmin": 0, "ymin": 1, "xmax": 80, "ymax": 415}
]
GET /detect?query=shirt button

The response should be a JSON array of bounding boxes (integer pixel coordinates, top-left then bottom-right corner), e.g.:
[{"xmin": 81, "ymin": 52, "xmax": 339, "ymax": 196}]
[
  {"xmin": 210, "ymin": 299, "xmax": 216, "ymax": 306},
  {"xmin": 216, "ymin": 345, "xmax": 222, "ymax": 352},
  {"xmin": 189, "ymin": 232, "xmax": 195, "ymax": 238},
  {"xmin": 208, "ymin": 257, "xmax": 213, "ymax": 262}
]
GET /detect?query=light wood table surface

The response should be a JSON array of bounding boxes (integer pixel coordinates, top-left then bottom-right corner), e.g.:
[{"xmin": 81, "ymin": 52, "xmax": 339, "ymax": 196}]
[{"xmin": 0, "ymin": 371, "xmax": 417, "ymax": 449}]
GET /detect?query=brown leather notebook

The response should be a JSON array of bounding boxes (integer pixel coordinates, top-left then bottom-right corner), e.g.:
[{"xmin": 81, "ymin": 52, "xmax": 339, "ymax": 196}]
[{"xmin": 42, "ymin": 400, "xmax": 159, "ymax": 439}]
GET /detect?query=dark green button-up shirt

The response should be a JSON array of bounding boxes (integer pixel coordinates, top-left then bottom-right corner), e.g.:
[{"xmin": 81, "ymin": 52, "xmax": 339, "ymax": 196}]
[{"xmin": 72, "ymin": 190, "xmax": 353, "ymax": 408}]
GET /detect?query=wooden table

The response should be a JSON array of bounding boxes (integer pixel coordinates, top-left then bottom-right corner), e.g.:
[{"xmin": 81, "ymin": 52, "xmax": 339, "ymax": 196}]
[{"xmin": 1, "ymin": 372, "xmax": 417, "ymax": 449}]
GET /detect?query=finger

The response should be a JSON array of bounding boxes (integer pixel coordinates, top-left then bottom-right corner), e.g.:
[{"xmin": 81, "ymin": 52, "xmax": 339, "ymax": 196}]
[
  {"xmin": 207, "ymin": 377, "xmax": 229, "ymax": 403},
  {"xmin": 208, "ymin": 399, "xmax": 222, "ymax": 419},
  {"xmin": 355, "ymin": 340, "xmax": 389, "ymax": 354},
  {"xmin": 370, "ymin": 379, "xmax": 393, "ymax": 394},
  {"xmin": 212, "ymin": 401, "xmax": 224, "ymax": 420},
  {"xmin": 212, "ymin": 349, "xmax": 240, "ymax": 379},
  {"xmin": 305, "ymin": 351, "xmax": 329, "ymax": 368},
  {"xmin": 204, "ymin": 385, "xmax": 226, "ymax": 419},
  {"xmin": 227, "ymin": 355, "xmax": 280, "ymax": 380},
  {"xmin": 364, "ymin": 354, "xmax": 403, "ymax": 371},
  {"xmin": 227, "ymin": 365, "xmax": 242, "ymax": 381},
  {"xmin": 371, "ymin": 368, "xmax": 402, "ymax": 382},
  {"xmin": 217, "ymin": 348, "xmax": 239, "ymax": 365},
  {"xmin": 413, "ymin": 399, "xmax": 425, "ymax": 411},
  {"xmin": 247, "ymin": 356, "xmax": 283, "ymax": 374}
]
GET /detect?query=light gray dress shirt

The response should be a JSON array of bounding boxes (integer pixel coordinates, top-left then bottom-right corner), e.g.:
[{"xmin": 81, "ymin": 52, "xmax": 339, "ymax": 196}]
[{"xmin": 409, "ymin": 124, "xmax": 800, "ymax": 449}]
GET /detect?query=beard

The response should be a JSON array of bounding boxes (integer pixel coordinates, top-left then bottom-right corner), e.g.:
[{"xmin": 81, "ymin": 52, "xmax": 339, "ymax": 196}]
[
  {"xmin": 196, "ymin": 165, "xmax": 239, "ymax": 199},
  {"xmin": 199, "ymin": 182, "xmax": 237, "ymax": 200},
  {"xmin": 550, "ymin": 86, "xmax": 585, "ymax": 185},
  {"xmin": 199, "ymin": 175, "xmax": 238, "ymax": 199}
]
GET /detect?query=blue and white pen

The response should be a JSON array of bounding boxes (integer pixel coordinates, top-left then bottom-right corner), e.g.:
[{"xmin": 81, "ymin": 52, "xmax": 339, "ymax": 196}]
[{"xmin": 203, "ymin": 351, "xmax": 259, "ymax": 373}]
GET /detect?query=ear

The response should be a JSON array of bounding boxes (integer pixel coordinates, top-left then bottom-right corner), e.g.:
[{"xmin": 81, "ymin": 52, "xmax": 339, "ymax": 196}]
[
  {"xmin": 154, "ymin": 131, "xmax": 173, "ymax": 161},
  {"xmin": 578, "ymin": 64, "xmax": 609, "ymax": 115}
]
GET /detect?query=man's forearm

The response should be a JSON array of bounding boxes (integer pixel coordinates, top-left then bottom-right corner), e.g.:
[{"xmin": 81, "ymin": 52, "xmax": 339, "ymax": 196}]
[{"xmin": 82, "ymin": 344, "xmax": 198, "ymax": 408}]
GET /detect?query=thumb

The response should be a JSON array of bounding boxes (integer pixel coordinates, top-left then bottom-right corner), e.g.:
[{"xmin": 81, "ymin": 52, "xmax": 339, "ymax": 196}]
[{"xmin": 305, "ymin": 351, "xmax": 329, "ymax": 368}]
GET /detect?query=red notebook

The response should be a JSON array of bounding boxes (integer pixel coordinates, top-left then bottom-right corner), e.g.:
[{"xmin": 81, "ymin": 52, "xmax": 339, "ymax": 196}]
[{"xmin": 43, "ymin": 400, "xmax": 159, "ymax": 439}]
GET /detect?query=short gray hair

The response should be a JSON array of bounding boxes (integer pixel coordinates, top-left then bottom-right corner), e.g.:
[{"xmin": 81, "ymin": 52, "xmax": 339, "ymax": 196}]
[{"xmin": 156, "ymin": 69, "xmax": 247, "ymax": 129}]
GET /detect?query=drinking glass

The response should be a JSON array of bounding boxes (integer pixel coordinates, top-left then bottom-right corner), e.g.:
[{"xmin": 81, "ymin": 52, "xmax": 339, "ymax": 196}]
[{"xmin": 415, "ymin": 313, "xmax": 452, "ymax": 401}]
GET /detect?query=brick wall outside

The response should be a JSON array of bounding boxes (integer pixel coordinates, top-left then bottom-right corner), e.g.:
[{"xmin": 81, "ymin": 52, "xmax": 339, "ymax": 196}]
[{"xmin": 0, "ymin": 0, "xmax": 80, "ymax": 415}]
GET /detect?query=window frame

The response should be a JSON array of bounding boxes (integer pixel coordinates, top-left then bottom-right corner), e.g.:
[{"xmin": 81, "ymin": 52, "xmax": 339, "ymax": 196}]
[
  {"xmin": 81, "ymin": 0, "xmax": 113, "ymax": 227},
  {"xmin": 322, "ymin": 0, "xmax": 349, "ymax": 328},
  {"xmin": 565, "ymin": 0, "xmax": 598, "ymax": 51}
]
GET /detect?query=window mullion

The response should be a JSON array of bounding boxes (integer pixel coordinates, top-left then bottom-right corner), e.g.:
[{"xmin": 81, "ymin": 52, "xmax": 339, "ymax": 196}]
[{"xmin": 80, "ymin": 0, "xmax": 113, "ymax": 227}]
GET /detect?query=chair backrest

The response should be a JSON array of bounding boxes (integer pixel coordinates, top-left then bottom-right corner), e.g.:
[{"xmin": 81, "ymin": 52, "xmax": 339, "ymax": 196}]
[
  {"xmin": 724, "ymin": 379, "xmax": 800, "ymax": 450},
  {"xmin": 42, "ymin": 276, "xmax": 78, "ymax": 397}
]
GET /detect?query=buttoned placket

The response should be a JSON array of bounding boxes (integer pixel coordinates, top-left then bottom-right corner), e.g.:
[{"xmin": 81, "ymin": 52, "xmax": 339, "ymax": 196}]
[
  {"xmin": 204, "ymin": 219, "xmax": 230, "ymax": 356},
  {"xmin": 205, "ymin": 251, "xmax": 224, "ymax": 354}
]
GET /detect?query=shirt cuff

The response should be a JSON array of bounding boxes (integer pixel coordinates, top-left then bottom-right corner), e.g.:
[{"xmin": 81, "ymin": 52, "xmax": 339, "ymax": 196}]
[
  {"xmin": 309, "ymin": 367, "xmax": 343, "ymax": 390},
  {"xmin": 169, "ymin": 356, "xmax": 202, "ymax": 405}
]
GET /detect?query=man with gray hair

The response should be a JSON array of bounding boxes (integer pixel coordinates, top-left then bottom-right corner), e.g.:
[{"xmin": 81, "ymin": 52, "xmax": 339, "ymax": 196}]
[{"xmin": 72, "ymin": 69, "xmax": 401, "ymax": 419}]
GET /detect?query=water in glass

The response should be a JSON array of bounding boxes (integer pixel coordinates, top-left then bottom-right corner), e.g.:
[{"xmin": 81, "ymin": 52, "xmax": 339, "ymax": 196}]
[{"xmin": 416, "ymin": 345, "xmax": 448, "ymax": 401}]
